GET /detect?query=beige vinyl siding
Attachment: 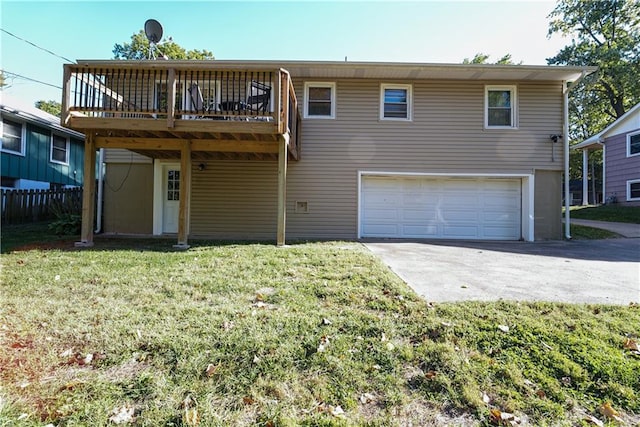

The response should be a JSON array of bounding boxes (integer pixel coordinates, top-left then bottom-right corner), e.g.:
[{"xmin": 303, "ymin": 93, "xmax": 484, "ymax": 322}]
[
  {"xmin": 103, "ymin": 163, "xmax": 153, "ymax": 234},
  {"xmin": 190, "ymin": 161, "xmax": 279, "ymax": 240},
  {"xmin": 284, "ymin": 78, "xmax": 565, "ymax": 240},
  {"xmin": 104, "ymin": 148, "xmax": 152, "ymax": 163},
  {"xmin": 533, "ymin": 169, "xmax": 562, "ymax": 240}
]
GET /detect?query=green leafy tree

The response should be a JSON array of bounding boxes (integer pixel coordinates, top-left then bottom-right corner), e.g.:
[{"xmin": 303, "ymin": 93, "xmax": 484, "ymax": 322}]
[
  {"xmin": 462, "ymin": 53, "xmax": 522, "ymax": 65},
  {"xmin": 35, "ymin": 100, "xmax": 62, "ymax": 117},
  {"xmin": 0, "ymin": 71, "xmax": 6, "ymax": 88},
  {"xmin": 547, "ymin": 0, "xmax": 640, "ymax": 183},
  {"xmin": 112, "ymin": 30, "xmax": 214, "ymax": 60}
]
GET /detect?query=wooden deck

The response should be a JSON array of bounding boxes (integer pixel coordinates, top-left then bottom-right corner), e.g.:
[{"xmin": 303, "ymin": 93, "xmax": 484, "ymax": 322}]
[{"xmin": 63, "ymin": 61, "xmax": 300, "ymax": 247}]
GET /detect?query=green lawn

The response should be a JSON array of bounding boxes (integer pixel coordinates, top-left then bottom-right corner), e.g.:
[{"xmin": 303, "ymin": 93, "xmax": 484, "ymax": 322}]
[
  {"xmin": 570, "ymin": 205, "xmax": 640, "ymax": 224},
  {"xmin": 1, "ymin": 236, "xmax": 639, "ymax": 426}
]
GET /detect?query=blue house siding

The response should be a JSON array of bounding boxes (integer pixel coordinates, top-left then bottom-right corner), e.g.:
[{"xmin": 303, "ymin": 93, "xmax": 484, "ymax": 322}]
[{"xmin": 2, "ymin": 122, "xmax": 84, "ymax": 187}]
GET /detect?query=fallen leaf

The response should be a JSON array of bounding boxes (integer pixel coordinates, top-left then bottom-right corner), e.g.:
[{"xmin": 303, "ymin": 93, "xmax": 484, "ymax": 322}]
[
  {"xmin": 253, "ymin": 355, "xmax": 261, "ymax": 364},
  {"xmin": 254, "ymin": 293, "xmax": 265, "ymax": 302},
  {"xmin": 535, "ymin": 390, "xmax": 546, "ymax": 399},
  {"xmin": 330, "ymin": 405, "xmax": 345, "ymax": 417},
  {"xmin": 205, "ymin": 363, "xmax": 219, "ymax": 377},
  {"xmin": 425, "ymin": 370, "xmax": 437, "ymax": 379},
  {"xmin": 599, "ymin": 402, "xmax": 623, "ymax": 422},
  {"xmin": 109, "ymin": 405, "xmax": 135, "ymax": 424},
  {"xmin": 441, "ymin": 321, "xmax": 453, "ymax": 327},
  {"xmin": 183, "ymin": 408, "xmax": 199, "ymax": 426},
  {"xmin": 482, "ymin": 393, "xmax": 491, "ymax": 404},
  {"xmin": 489, "ymin": 408, "xmax": 502, "ymax": 425},
  {"xmin": 321, "ymin": 318, "xmax": 332, "ymax": 325},
  {"xmin": 55, "ymin": 275, "xmax": 61, "ymax": 281},
  {"xmin": 623, "ymin": 338, "xmax": 639, "ymax": 351},
  {"xmin": 360, "ymin": 393, "xmax": 376, "ymax": 404},
  {"xmin": 386, "ymin": 342, "xmax": 395, "ymax": 351},
  {"xmin": 317, "ymin": 336, "xmax": 330, "ymax": 353},
  {"xmin": 498, "ymin": 325, "xmax": 510, "ymax": 333},
  {"xmin": 242, "ymin": 396, "xmax": 255, "ymax": 405}
]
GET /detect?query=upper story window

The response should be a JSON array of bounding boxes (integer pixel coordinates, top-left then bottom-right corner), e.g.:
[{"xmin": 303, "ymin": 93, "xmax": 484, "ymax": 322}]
[
  {"xmin": 51, "ymin": 134, "xmax": 70, "ymax": 165},
  {"xmin": 304, "ymin": 82, "xmax": 336, "ymax": 119},
  {"xmin": 1, "ymin": 118, "xmax": 25, "ymax": 155},
  {"xmin": 485, "ymin": 85, "xmax": 517, "ymax": 128},
  {"xmin": 380, "ymin": 84, "xmax": 412, "ymax": 121},
  {"xmin": 627, "ymin": 131, "xmax": 640, "ymax": 157}
]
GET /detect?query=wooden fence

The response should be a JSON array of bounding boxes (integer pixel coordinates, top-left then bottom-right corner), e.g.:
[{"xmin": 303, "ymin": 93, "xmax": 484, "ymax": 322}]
[{"xmin": 1, "ymin": 187, "xmax": 82, "ymax": 224}]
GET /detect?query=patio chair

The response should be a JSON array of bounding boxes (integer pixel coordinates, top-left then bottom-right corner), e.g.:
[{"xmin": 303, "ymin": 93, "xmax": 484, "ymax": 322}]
[
  {"xmin": 188, "ymin": 83, "xmax": 222, "ymax": 119},
  {"xmin": 245, "ymin": 81, "xmax": 271, "ymax": 114}
]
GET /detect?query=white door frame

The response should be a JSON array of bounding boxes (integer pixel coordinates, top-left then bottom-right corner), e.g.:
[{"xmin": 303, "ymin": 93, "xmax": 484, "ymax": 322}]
[
  {"xmin": 357, "ymin": 171, "xmax": 535, "ymax": 242},
  {"xmin": 153, "ymin": 160, "xmax": 181, "ymax": 235}
]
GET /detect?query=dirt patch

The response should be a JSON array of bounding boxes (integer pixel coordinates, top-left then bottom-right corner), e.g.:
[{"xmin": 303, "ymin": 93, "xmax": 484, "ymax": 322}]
[{"xmin": 10, "ymin": 240, "xmax": 78, "ymax": 252}]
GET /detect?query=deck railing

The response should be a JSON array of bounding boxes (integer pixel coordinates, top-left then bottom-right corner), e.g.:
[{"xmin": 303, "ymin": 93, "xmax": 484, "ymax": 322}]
[{"xmin": 62, "ymin": 62, "xmax": 299, "ymax": 138}]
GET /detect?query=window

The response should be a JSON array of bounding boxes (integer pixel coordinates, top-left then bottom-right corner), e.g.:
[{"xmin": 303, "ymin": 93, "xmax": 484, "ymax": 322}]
[
  {"xmin": 380, "ymin": 84, "xmax": 412, "ymax": 121},
  {"xmin": 1, "ymin": 119, "xmax": 25, "ymax": 155},
  {"xmin": 628, "ymin": 180, "xmax": 640, "ymax": 201},
  {"xmin": 627, "ymin": 131, "xmax": 640, "ymax": 157},
  {"xmin": 304, "ymin": 82, "xmax": 336, "ymax": 119},
  {"xmin": 50, "ymin": 134, "xmax": 69, "ymax": 164},
  {"xmin": 485, "ymin": 85, "xmax": 517, "ymax": 128}
]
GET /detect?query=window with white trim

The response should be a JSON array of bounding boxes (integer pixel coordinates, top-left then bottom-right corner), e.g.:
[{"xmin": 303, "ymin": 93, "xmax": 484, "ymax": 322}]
[
  {"xmin": 627, "ymin": 131, "xmax": 640, "ymax": 157},
  {"xmin": 380, "ymin": 84, "xmax": 412, "ymax": 121},
  {"xmin": 50, "ymin": 134, "xmax": 69, "ymax": 164},
  {"xmin": 485, "ymin": 85, "xmax": 517, "ymax": 128},
  {"xmin": 304, "ymin": 82, "xmax": 336, "ymax": 119},
  {"xmin": 1, "ymin": 119, "xmax": 25, "ymax": 155},
  {"xmin": 627, "ymin": 180, "xmax": 640, "ymax": 201}
]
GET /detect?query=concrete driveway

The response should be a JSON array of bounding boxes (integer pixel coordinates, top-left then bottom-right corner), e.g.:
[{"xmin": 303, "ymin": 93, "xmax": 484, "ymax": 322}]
[{"xmin": 365, "ymin": 239, "xmax": 640, "ymax": 305}]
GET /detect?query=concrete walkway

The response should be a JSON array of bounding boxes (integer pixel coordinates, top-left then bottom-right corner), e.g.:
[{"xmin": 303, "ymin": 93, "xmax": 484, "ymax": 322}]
[{"xmin": 569, "ymin": 219, "xmax": 640, "ymax": 238}]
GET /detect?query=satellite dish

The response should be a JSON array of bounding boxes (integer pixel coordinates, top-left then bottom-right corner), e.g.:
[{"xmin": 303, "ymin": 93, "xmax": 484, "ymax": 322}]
[{"xmin": 144, "ymin": 19, "xmax": 163, "ymax": 44}]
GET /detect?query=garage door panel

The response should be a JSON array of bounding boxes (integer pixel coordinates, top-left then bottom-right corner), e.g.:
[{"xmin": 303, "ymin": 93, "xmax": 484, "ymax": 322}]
[{"xmin": 361, "ymin": 176, "xmax": 521, "ymax": 240}]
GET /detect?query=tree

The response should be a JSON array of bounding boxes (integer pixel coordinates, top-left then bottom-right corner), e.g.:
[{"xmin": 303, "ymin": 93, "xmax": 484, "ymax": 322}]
[
  {"xmin": 548, "ymin": 0, "xmax": 640, "ymax": 134},
  {"xmin": 547, "ymin": 0, "xmax": 640, "ymax": 184},
  {"xmin": 112, "ymin": 30, "xmax": 214, "ymax": 60},
  {"xmin": 0, "ymin": 71, "xmax": 6, "ymax": 88},
  {"xmin": 35, "ymin": 100, "xmax": 62, "ymax": 117},
  {"xmin": 462, "ymin": 53, "xmax": 522, "ymax": 65}
]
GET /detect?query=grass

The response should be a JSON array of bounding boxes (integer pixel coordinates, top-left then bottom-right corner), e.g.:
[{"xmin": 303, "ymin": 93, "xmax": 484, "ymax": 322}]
[
  {"xmin": 570, "ymin": 224, "xmax": 621, "ymax": 240},
  {"xmin": 0, "ymin": 221, "xmax": 76, "ymax": 254},
  {"xmin": 569, "ymin": 205, "xmax": 640, "ymax": 224},
  {"xmin": 1, "ymin": 232, "xmax": 639, "ymax": 426}
]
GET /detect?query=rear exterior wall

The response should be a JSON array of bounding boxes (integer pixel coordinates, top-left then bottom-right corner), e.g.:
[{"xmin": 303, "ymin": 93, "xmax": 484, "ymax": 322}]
[{"xmin": 604, "ymin": 131, "xmax": 640, "ymax": 206}]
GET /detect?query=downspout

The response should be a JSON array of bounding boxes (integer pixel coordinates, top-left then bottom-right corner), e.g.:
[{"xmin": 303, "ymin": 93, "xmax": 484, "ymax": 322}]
[
  {"xmin": 563, "ymin": 71, "xmax": 588, "ymax": 240},
  {"xmin": 95, "ymin": 148, "xmax": 104, "ymax": 233}
]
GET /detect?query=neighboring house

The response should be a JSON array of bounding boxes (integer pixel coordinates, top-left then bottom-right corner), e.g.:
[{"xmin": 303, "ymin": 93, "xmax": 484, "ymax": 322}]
[
  {"xmin": 573, "ymin": 102, "xmax": 640, "ymax": 206},
  {"xmin": 1, "ymin": 94, "xmax": 85, "ymax": 190},
  {"xmin": 60, "ymin": 60, "xmax": 595, "ymax": 247}
]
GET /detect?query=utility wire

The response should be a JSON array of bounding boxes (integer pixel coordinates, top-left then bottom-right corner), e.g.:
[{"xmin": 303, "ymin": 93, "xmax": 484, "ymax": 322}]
[
  {"xmin": 1, "ymin": 70, "xmax": 62, "ymax": 90},
  {"xmin": 1, "ymin": 28, "xmax": 76, "ymax": 63}
]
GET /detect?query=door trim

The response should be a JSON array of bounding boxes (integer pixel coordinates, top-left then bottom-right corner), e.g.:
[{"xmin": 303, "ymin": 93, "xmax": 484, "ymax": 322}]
[
  {"xmin": 153, "ymin": 160, "xmax": 181, "ymax": 235},
  {"xmin": 357, "ymin": 171, "xmax": 535, "ymax": 242}
]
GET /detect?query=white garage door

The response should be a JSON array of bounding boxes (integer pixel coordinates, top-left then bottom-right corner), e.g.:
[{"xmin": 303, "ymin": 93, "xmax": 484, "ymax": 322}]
[{"xmin": 361, "ymin": 176, "xmax": 522, "ymax": 240}]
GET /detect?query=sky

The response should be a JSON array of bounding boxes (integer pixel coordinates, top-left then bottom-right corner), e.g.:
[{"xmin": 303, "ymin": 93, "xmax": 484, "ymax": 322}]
[{"xmin": 1, "ymin": 0, "xmax": 572, "ymax": 108}]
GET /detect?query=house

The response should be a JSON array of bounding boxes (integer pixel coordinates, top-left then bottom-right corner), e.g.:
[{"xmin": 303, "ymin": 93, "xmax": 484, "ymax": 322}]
[
  {"xmin": 573, "ymin": 102, "xmax": 640, "ymax": 206},
  {"xmin": 1, "ymin": 94, "xmax": 85, "ymax": 190},
  {"xmin": 60, "ymin": 60, "xmax": 596, "ymax": 247}
]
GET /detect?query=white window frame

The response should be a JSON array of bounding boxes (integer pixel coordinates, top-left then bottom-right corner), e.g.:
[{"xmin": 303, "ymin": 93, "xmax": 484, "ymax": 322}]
[
  {"xmin": 485, "ymin": 85, "xmax": 518, "ymax": 129},
  {"xmin": 380, "ymin": 83, "xmax": 412, "ymax": 121},
  {"xmin": 304, "ymin": 82, "xmax": 336, "ymax": 119},
  {"xmin": 627, "ymin": 179, "xmax": 640, "ymax": 201},
  {"xmin": 626, "ymin": 130, "xmax": 640, "ymax": 158},
  {"xmin": 1, "ymin": 118, "xmax": 26, "ymax": 156},
  {"xmin": 50, "ymin": 133, "xmax": 70, "ymax": 165}
]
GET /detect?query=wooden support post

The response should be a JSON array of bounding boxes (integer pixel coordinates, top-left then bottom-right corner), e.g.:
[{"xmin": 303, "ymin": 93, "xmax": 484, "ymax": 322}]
[
  {"xmin": 175, "ymin": 140, "xmax": 192, "ymax": 249},
  {"xmin": 61, "ymin": 65, "xmax": 72, "ymax": 126},
  {"xmin": 582, "ymin": 149, "xmax": 589, "ymax": 205},
  {"xmin": 277, "ymin": 134, "xmax": 289, "ymax": 246},
  {"xmin": 76, "ymin": 134, "xmax": 96, "ymax": 247}
]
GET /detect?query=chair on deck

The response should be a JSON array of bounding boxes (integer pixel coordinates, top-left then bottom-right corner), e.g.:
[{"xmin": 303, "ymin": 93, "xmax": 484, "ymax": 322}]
[
  {"xmin": 188, "ymin": 83, "xmax": 221, "ymax": 118},
  {"xmin": 245, "ymin": 81, "xmax": 271, "ymax": 114}
]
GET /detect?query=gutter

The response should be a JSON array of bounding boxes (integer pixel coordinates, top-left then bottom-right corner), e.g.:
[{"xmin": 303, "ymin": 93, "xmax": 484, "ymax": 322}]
[{"xmin": 563, "ymin": 70, "xmax": 590, "ymax": 240}]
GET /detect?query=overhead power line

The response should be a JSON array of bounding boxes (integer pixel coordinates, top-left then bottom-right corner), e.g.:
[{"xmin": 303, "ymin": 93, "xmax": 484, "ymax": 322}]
[
  {"xmin": 1, "ymin": 28, "xmax": 76, "ymax": 63},
  {"xmin": 1, "ymin": 70, "xmax": 62, "ymax": 90}
]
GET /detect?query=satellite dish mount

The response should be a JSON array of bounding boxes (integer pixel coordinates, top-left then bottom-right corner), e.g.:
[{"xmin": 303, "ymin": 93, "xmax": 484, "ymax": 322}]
[{"xmin": 144, "ymin": 19, "xmax": 167, "ymax": 60}]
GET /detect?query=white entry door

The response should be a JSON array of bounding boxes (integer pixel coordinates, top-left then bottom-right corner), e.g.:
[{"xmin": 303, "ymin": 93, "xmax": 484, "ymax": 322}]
[{"xmin": 162, "ymin": 166, "xmax": 180, "ymax": 233}]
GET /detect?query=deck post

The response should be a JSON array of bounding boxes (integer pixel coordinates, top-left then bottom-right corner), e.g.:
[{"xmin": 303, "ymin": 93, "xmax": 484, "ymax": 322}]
[
  {"xmin": 277, "ymin": 134, "xmax": 289, "ymax": 246},
  {"xmin": 167, "ymin": 68, "xmax": 176, "ymax": 129},
  {"xmin": 76, "ymin": 133, "xmax": 96, "ymax": 247},
  {"xmin": 175, "ymin": 140, "xmax": 192, "ymax": 249}
]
